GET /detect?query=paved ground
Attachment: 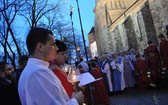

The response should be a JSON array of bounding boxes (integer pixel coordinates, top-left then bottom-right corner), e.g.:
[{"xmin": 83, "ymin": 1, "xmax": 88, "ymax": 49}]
[{"xmin": 109, "ymin": 84, "xmax": 168, "ymax": 105}]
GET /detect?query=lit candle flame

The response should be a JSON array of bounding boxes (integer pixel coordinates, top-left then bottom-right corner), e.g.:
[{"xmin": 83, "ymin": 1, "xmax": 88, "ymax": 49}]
[
  {"xmin": 73, "ymin": 75, "xmax": 76, "ymax": 80},
  {"xmin": 67, "ymin": 65, "xmax": 82, "ymax": 83},
  {"xmin": 65, "ymin": 67, "xmax": 68, "ymax": 72}
]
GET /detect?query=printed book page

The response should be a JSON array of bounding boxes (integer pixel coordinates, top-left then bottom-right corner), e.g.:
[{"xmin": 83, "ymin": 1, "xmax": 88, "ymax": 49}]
[{"xmin": 78, "ymin": 72, "xmax": 96, "ymax": 86}]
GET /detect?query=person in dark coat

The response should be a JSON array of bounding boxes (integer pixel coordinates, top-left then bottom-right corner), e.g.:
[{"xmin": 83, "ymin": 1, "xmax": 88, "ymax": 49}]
[{"xmin": 0, "ymin": 62, "xmax": 21, "ymax": 105}]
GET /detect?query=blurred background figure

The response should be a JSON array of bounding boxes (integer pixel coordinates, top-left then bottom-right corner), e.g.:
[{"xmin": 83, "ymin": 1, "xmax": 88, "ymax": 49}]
[
  {"xmin": 134, "ymin": 55, "xmax": 150, "ymax": 92},
  {"xmin": 121, "ymin": 50, "xmax": 135, "ymax": 90},
  {"xmin": 77, "ymin": 57, "xmax": 89, "ymax": 72},
  {"xmin": 101, "ymin": 53, "xmax": 113, "ymax": 95},
  {"xmin": 0, "ymin": 62, "xmax": 21, "ymax": 105},
  {"xmin": 78, "ymin": 64, "xmax": 85, "ymax": 74},
  {"xmin": 12, "ymin": 55, "xmax": 29, "ymax": 87},
  {"xmin": 49, "ymin": 39, "xmax": 75, "ymax": 98},
  {"xmin": 90, "ymin": 60, "xmax": 110, "ymax": 105},
  {"xmin": 158, "ymin": 34, "xmax": 168, "ymax": 70},
  {"xmin": 147, "ymin": 52, "xmax": 162, "ymax": 87}
]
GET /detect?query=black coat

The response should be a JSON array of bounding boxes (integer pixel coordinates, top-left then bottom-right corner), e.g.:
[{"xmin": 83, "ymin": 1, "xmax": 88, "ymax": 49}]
[{"xmin": 0, "ymin": 77, "xmax": 21, "ymax": 105}]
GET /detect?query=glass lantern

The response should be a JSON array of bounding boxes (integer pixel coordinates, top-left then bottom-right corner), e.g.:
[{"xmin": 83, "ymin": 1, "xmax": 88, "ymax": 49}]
[
  {"xmin": 67, "ymin": 65, "xmax": 82, "ymax": 83},
  {"xmin": 62, "ymin": 64, "xmax": 70, "ymax": 75}
]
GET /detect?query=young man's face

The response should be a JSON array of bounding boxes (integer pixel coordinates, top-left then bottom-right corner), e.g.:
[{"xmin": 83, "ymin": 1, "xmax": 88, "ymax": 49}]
[
  {"xmin": 42, "ymin": 34, "xmax": 58, "ymax": 61},
  {"xmin": 55, "ymin": 51, "xmax": 67, "ymax": 66}
]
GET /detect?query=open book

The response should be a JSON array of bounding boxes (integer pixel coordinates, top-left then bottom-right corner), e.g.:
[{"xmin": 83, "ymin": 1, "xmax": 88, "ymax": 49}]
[{"xmin": 78, "ymin": 72, "xmax": 96, "ymax": 86}]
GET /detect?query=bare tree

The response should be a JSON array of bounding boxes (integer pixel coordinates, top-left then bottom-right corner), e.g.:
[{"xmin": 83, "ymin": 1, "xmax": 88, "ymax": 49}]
[
  {"xmin": 0, "ymin": 0, "xmax": 66, "ymax": 66},
  {"xmin": 38, "ymin": 5, "xmax": 83, "ymax": 62},
  {"xmin": 0, "ymin": 0, "xmax": 86, "ymax": 66},
  {"xmin": 0, "ymin": 0, "xmax": 25, "ymax": 67},
  {"xmin": 19, "ymin": 0, "xmax": 65, "ymax": 29}
]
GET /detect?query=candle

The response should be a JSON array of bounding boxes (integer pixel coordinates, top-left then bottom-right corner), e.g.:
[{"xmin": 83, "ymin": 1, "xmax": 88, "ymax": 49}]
[
  {"xmin": 67, "ymin": 65, "xmax": 82, "ymax": 83},
  {"xmin": 65, "ymin": 66, "xmax": 68, "ymax": 73},
  {"xmin": 72, "ymin": 75, "xmax": 76, "ymax": 81}
]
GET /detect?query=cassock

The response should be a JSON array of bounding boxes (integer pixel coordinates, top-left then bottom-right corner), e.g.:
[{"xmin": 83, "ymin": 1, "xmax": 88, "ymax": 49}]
[
  {"xmin": 134, "ymin": 59, "xmax": 150, "ymax": 91},
  {"xmin": 90, "ymin": 67, "xmax": 110, "ymax": 105},
  {"xmin": 79, "ymin": 69, "xmax": 85, "ymax": 74},
  {"xmin": 145, "ymin": 45, "xmax": 160, "ymax": 57},
  {"xmin": 49, "ymin": 61, "xmax": 74, "ymax": 98},
  {"xmin": 148, "ymin": 55, "xmax": 162, "ymax": 83},
  {"xmin": 159, "ymin": 39, "xmax": 168, "ymax": 68}
]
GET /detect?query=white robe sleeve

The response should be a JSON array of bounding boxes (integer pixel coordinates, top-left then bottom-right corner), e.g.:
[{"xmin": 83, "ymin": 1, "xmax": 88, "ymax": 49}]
[
  {"xmin": 110, "ymin": 61, "xmax": 116, "ymax": 69},
  {"xmin": 23, "ymin": 70, "xmax": 78, "ymax": 105}
]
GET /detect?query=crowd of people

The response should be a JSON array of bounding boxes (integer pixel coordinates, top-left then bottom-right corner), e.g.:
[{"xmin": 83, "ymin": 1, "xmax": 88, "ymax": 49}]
[
  {"xmin": 0, "ymin": 28, "xmax": 84, "ymax": 105},
  {"xmin": 91, "ymin": 33, "xmax": 168, "ymax": 94},
  {"xmin": 0, "ymin": 27, "xmax": 168, "ymax": 105}
]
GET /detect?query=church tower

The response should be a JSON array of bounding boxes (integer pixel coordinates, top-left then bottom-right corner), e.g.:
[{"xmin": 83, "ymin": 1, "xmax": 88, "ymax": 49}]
[
  {"xmin": 94, "ymin": 0, "xmax": 110, "ymax": 55},
  {"xmin": 94, "ymin": 0, "xmax": 136, "ymax": 55},
  {"xmin": 93, "ymin": 0, "xmax": 168, "ymax": 56}
]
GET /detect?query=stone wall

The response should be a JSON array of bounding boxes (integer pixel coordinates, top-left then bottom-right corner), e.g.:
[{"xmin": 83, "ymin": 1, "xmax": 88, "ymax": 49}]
[
  {"xmin": 118, "ymin": 24, "xmax": 129, "ymax": 50},
  {"xmin": 141, "ymin": 1, "xmax": 158, "ymax": 45},
  {"xmin": 124, "ymin": 16, "xmax": 138, "ymax": 50},
  {"xmin": 133, "ymin": 11, "xmax": 148, "ymax": 54},
  {"xmin": 93, "ymin": 0, "xmax": 168, "ymax": 56},
  {"xmin": 149, "ymin": 0, "xmax": 168, "ymax": 38},
  {"xmin": 94, "ymin": 0, "xmax": 113, "ymax": 55}
]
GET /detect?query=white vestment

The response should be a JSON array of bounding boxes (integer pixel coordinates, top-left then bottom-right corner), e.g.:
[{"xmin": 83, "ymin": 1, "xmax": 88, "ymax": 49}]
[
  {"xmin": 18, "ymin": 58, "xmax": 78, "ymax": 105},
  {"xmin": 102, "ymin": 60, "xmax": 113, "ymax": 92},
  {"xmin": 116, "ymin": 61, "xmax": 125, "ymax": 90}
]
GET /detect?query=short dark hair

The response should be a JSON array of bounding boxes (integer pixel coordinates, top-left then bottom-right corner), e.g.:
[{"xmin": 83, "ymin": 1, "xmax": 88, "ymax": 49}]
[
  {"xmin": 0, "ymin": 62, "xmax": 7, "ymax": 72},
  {"xmin": 55, "ymin": 39, "xmax": 67, "ymax": 52},
  {"xmin": 158, "ymin": 34, "xmax": 165, "ymax": 38},
  {"xmin": 90, "ymin": 61, "xmax": 97, "ymax": 68},
  {"xmin": 135, "ymin": 54, "xmax": 141, "ymax": 59},
  {"xmin": 18, "ymin": 55, "xmax": 29, "ymax": 66},
  {"xmin": 26, "ymin": 28, "xmax": 53, "ymax": 54},
  {"xmin": 79, "ymin": 57, "xmax": 83, "ymax": 62},
  {"xmin": 147, "ymin": 40, "xmax": 152, "ymax": 44}
]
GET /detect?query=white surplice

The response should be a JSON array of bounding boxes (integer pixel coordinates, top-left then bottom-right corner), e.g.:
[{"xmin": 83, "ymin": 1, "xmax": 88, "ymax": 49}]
[
  {"xmin": 102, "ymin": 60, "xmax": 113, "ymax": 92},
  {"xmin": 18, "ymin": 58, "xmax": 78, "ymax": 105}
]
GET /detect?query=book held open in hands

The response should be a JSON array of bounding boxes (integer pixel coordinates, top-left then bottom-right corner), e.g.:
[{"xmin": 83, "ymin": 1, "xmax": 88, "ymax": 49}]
[{"xmin": 78, "ymin": 72, "xmax": 96, "ymax": 86}]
